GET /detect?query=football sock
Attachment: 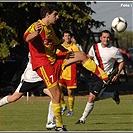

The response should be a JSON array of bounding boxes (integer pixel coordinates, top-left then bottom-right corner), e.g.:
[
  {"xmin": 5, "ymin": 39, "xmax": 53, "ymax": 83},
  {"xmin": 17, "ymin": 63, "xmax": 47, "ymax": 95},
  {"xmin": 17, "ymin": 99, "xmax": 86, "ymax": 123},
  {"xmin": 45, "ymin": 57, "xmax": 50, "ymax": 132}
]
[
  {"xmin": 60, "ymin": 93, "xmax": 67, "ymax": 108},
  {"xmin": 80, "ymin": 102, "xmax": 94, "ymax": 121},
  {"xmin": 68, "ymin": 97, "xmax": 75, "ymax": 111},
  {"xmin": 83, "ymin": 59, "xmax": 108, "ymax": 81},
  {"xmin": 47, "ymin": 101, "xmax": 54, "ymax": 123},
  {"xmin": 52, "ymin": 103, "xmax": 63, "ymax": 127},
  {"xmin": 0, "ymin": 96, "xmax": 9, "ymax": 107},
  {"xmin": 99, "ymin": 92, "xmax": 114, "ymax": 100}
]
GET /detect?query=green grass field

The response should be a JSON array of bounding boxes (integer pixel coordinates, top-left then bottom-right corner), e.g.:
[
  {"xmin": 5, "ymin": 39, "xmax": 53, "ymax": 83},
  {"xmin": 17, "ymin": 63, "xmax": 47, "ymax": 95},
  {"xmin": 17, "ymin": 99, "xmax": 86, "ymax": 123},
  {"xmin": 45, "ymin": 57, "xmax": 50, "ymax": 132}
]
[{"xmin": 0, "ymin": 94, "xmax": 132, "ymax": 131}]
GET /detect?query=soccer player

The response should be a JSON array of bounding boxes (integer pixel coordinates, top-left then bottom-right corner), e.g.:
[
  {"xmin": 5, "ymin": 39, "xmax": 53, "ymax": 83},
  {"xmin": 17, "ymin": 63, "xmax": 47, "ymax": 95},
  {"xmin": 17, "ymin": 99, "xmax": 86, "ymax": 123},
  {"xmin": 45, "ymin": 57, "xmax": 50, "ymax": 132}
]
[
  {"xmin": 75, "ymin": 30, "xmax": 125, "ymax": 124},
  {"xmin": 56, "ymin": 29, "xmax": 81, "ymax": 116},
  {"xmin": 23, "ymin": 4, "xmax": 109, "ymax": 131},
  {"xmin": 0, "ymin": 53, "xmax": 52, "ymax": 106}
]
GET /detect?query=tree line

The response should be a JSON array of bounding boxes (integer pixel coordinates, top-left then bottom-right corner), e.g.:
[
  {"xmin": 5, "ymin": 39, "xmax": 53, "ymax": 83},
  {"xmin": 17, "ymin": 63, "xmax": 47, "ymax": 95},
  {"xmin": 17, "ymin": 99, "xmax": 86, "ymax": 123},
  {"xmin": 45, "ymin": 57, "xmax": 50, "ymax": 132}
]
[{"xmin": 0, "ymin": 2, "xmax": 132, "ymax": 61}]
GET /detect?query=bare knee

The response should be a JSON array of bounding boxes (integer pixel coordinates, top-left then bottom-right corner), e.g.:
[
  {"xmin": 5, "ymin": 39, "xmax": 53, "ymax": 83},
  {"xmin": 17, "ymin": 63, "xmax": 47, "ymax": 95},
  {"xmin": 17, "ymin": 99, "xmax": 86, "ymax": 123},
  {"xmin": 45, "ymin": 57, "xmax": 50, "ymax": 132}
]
[
  {"xmin": 88, "ymin": 93, "xmax": 96, "ymax": 103},
  {"xmin": 43, "ymin": 89, "xmax": 53, "ymax": 98},
  {"xmin": 67, "ymin": 89, "xmax": 74, "ymax": 97},
  {"xmin": 49, "ymin": 85, "xmax": 61, "ymax": 104}
]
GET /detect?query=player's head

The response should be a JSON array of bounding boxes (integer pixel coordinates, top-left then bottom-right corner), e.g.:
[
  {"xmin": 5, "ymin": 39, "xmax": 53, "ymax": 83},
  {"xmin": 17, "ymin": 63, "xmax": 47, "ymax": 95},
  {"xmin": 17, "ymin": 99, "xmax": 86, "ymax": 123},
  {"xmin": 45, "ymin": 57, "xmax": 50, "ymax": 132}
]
[
  {"xmin": 62, "ymin": 29, "xmax": 72, "ymax": 44},
  {"xmin": 62, "ymin": 29, "xmax": 72, "ymax": 37},
  {"xmin": 100, "ymin": 30, "xmax": 111, "ymax": 46},
  {"xmin": 100, "ymin": 30, "xmax": 111, "ymax": 37},
  {"xmin": 40, "ymin": 4, "xmax": 59, "ymax": 23}
]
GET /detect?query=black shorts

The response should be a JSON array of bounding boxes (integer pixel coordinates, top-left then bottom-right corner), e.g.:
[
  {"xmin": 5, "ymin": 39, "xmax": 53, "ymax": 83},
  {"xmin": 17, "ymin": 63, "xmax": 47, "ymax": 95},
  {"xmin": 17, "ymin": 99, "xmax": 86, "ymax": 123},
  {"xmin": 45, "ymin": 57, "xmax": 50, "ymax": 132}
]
[
  {"xmin": 77, "ymin": 64, "xmax": 105, "ymax": 97},
  {"xmin": 89, "ymin": 74, "xmax": 104, "ymax": 97},
  {"xmin": 16, "ymin": 81, "xmax": 46, "ymax": 93}
]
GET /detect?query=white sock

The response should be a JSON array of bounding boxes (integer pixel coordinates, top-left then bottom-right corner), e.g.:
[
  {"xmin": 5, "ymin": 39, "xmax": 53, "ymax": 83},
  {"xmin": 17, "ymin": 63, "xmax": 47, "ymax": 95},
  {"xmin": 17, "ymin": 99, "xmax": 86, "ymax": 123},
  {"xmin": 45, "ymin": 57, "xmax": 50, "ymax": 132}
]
[
  {"xmin": 80, "ymin": 102, "xmax": 94, "ymax": 121},
  {"xmin": 99, "ymin": 92, "xmax": 114, "ymax": 100},
  {"xmin": 0, "ymin": 96, "xmax": 9, "ymax": 107},
  {"xmin": 47, "ymin": 100, "xmax": 54, "ymax": 123}
]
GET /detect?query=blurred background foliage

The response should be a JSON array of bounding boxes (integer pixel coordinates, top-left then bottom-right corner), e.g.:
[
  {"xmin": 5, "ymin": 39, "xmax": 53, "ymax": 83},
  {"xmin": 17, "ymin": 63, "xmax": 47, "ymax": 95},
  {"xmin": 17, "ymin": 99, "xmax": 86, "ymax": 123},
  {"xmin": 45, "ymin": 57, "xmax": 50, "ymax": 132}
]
[{"xmin": 0, "ymin": 2, "xmax": 132, "ymax": 61}]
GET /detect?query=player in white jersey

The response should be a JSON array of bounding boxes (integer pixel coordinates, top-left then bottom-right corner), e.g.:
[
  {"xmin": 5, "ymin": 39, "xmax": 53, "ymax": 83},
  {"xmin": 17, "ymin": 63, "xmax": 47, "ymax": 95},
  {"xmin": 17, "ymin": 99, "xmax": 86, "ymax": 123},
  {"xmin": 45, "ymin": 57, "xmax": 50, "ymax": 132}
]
[
  {"xmin": 76, "ymin": 30, "xmax": 125, "ymax": 124},
  {"xmin": 0, "ymin": 53, "xmax": 55, "ymax": 129}
]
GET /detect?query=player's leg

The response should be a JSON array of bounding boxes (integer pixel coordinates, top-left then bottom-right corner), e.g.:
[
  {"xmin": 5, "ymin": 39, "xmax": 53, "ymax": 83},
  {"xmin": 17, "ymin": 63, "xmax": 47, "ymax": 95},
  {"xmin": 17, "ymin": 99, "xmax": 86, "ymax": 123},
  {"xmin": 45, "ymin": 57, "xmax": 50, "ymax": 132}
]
[
  {"xmin": 75, "ymin": 76, "xmax": 103, "ymax": 124},
  {"xmin": 0, "ymin": 82, "xmax": 24, "ymax": 107},
  {"xmin": 66, "ymin": 51, "xmax": 108, "ymax": 81},
  {"xmin": 66, "ymin": 88, "xmax": 75, "ymax": 116},
  {"xmin": 60, "ymin": 92, "xmax": 67, "ymax": 115},
  {"xmin": 99, "ymin": 91, "xmax": 120, "ymax": 104},
  {"xmin": 0, "ymin": 80, "xmax": 46, "ymax": 107},
  {"xmin": 76, "ymin": 91, "xmax": 120, "ymax": 124},
  {"xmin": 75, "ymin": 92, "xmax": 95, "ymax": 124},
  {"xmin": 43, "ymin": 88, "xmax": 56, "ymax": 130},
  {"xmin": 46, "ymin": 100, "xmax": 56, "ymax": 130},
  {"xmin": 48, "ymin": 84, "xmax": 68, "ymax": 131},
  {"xmin": 58, "ymin": 78, "xmax": 68, "ymax": 116},
  {"xmin": 36, "ymin": 66, "xmax": 66, "ymax": 131},
  {"xmin": 76, "ymin": 76, "xmax": 120, "ymax": 124},
  {"xmin": 43, "ymin": 88, "xmax": 53, "ymax": 98},
  {"xmin": 0, "ymin": 92, "xmax": 23, "ymax": 107},
  {"xmin": 77, "ymin": 64, "xmax": 120, "ymax": 104}
]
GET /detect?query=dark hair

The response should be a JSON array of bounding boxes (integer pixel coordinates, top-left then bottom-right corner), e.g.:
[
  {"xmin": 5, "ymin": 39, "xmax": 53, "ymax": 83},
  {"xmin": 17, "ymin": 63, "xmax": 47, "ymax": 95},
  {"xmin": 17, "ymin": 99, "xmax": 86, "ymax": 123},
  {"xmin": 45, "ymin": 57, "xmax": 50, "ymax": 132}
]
[
  {"xmin": 40, "ymin": 4, "xmax": 59, "ymax": 18},
  {"xmin": 62, "ymin": 29, "xmax": 72, "ymax": 37},
  {"xmin": 100, "ymin": 30, "xmax": 111, "ymax": 36}
]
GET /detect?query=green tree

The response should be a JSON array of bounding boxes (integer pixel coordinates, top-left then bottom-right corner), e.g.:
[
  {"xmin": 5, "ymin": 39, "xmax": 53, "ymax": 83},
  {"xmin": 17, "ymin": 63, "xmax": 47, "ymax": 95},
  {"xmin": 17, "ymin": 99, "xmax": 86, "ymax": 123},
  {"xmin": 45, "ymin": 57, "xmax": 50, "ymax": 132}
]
[
  {"xmin": 0, "ymin": 2, "xmax": 106, "ymax": 60},
  {"xmin": 56, "ymin": 2, "xmax": 105, "ymax": 52},
  {"xmin": 0, "ymin": 21, "xmax": 18, "ymax": 60},
  {"xmin": 114, "ymin": 31, "xmax": 133, "ymax": 49}
]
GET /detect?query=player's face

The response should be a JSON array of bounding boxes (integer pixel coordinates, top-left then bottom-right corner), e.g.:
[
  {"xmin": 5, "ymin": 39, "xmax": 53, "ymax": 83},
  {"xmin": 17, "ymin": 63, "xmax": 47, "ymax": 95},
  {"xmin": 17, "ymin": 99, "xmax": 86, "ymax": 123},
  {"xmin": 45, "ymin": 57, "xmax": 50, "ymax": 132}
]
[
  {"xmin": 100, "ymin": 32, "xmax": 111, "ymax": 47},
  {"xmin": 63, "ymin": 33, "xmax": 71, "ymax": 44},
  {"xmin": 48, "ymin": 11, "xmax": 59, "ymax": 24}
]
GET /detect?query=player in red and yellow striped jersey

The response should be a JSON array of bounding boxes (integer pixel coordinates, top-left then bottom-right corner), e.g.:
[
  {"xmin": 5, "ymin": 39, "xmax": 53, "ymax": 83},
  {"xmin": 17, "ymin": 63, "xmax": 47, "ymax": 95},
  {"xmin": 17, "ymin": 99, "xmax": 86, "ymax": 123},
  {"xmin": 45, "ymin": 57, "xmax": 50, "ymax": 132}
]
[{"xmin": 56, "ymin": 29, "xmax": 80, "ymax": 116}]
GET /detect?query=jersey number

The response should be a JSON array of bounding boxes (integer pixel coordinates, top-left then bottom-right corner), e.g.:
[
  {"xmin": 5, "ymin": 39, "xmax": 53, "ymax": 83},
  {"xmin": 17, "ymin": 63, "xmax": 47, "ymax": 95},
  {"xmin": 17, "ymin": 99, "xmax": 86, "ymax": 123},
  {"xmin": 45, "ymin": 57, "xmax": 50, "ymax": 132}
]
[{"xmin": 50, "ymin": 75, "xmax": 54, "ymax": 83}]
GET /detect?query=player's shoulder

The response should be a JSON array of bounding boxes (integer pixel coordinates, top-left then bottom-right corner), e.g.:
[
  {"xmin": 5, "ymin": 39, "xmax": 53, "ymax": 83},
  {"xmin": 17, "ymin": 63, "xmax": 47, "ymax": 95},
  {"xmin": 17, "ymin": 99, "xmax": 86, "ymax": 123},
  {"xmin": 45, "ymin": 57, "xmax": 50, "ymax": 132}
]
[
  {"xmin": 109, "ymin": 45, "xmax": 121, "ymax": 55},
  {"xmin": 110, "ymin": 45, "xmax": 119, "ymax": 50},
  {"xmin": 72, "ymin": 43, "xmax": 81, "ymax": 51}
]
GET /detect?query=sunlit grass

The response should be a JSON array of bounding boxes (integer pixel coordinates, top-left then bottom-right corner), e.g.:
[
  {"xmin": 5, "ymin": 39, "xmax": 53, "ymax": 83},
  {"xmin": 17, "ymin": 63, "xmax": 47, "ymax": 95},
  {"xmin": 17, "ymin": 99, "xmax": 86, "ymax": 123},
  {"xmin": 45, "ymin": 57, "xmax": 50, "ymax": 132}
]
[{"xmin": 0, "ymin": 94, "xmax": 132, "ymax": 131}]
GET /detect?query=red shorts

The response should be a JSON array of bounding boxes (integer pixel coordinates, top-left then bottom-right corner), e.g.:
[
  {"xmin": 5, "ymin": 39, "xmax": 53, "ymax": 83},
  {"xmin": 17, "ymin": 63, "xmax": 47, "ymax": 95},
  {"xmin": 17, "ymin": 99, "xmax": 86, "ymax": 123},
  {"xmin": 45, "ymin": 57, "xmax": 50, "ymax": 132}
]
[
  {"xmin": 59, "ymin": 63, "xmax": 77, "ymax": 89},
  {"xmin": 36, "ymin": 54, "xmax": 67, "ymax": 89},
  {"xmin": 59, "ymin": 78, "xmax": 77, "ymax": 89}
]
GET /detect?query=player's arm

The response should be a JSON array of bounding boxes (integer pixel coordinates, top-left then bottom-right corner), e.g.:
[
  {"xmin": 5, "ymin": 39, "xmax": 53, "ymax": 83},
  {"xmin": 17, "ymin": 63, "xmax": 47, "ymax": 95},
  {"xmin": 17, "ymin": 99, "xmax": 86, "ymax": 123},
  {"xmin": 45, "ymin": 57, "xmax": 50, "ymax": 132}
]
[
  {"xmin": 55, "ymin": 45, "xmax": 68, "ymax": 52},
  {"xmin": 87, "ymin": 45, "xmax": 94, "ymax": 59},
  {"xmin": 117, "ymin": 61, "xmax": 125, "ymax": 76},
  {"xmin": 112, "ymin": 49, "xmax": 125, "ymax": 81},
  {"xmin": 24, "ymin": 21, "xmax": 43, "ymax": 42},
  {"xmin": 87, "ymin": 54, "xmax": 93, "ymax": 59},
  {"xmin": 112, "ymin": 61, "xmax": 125, "ymax": 82}
]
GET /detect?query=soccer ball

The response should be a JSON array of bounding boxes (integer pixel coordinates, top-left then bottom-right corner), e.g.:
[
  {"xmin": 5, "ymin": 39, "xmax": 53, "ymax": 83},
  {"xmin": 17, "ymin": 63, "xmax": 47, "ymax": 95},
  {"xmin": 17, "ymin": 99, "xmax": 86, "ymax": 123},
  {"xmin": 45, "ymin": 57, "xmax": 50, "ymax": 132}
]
[{"xmin": 111, "ymin": 17, "xmax": 127, "ymax": 33}]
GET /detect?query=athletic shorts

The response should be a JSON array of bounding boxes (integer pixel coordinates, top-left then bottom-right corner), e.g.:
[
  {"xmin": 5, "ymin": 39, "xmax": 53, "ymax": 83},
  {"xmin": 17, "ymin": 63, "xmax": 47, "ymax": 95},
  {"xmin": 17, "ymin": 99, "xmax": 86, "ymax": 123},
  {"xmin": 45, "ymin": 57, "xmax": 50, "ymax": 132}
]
[
  {"xmin": 15, "ymin": 81, "xmax": 46, "ymax": 93},
  {"xmin": 89, "ymin": 74, "xmax": 104, "ymax": 97},
  {"xmin": 36, "ymin": 53, "xmax": 67, "ymax": 89},
  {"xmin": 59, "ymin": 62, "xmax": 77, "ymax": 89},
  {"xmin": 59, "ymin": 78, "xmax": 77, "ymax": 89}
]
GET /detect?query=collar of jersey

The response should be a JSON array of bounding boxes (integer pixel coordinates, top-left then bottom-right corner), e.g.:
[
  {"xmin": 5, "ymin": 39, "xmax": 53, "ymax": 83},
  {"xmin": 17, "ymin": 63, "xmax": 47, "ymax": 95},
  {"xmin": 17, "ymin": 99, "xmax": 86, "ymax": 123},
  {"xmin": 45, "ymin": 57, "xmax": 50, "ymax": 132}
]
[
  {"xmin": 62, "ymin": 42, "xmax": 74, "ymax": 47},
  {"xmin": 38, "ymin": 19, "xmax": 46, "ymax": 26}
]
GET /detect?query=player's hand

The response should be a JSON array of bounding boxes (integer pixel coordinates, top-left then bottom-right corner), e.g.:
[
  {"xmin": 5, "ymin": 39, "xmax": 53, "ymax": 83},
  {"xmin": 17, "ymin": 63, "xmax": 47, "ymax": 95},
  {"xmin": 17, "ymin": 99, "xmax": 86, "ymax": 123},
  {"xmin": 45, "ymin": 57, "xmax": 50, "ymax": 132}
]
[
  {"xmin": 112, "ymin": 74, "xmax": 119, "ymax": 82},
  {"xmin": 43, "ymin": 39, "xmax": 53, "ymax": 46},
  {"xmin": 35, "ymin": 20, "xmax": 43, "ymax": 34},
  {"xmin": 66, "ymin": 51, "xmax": 75, "ymax": 59}
]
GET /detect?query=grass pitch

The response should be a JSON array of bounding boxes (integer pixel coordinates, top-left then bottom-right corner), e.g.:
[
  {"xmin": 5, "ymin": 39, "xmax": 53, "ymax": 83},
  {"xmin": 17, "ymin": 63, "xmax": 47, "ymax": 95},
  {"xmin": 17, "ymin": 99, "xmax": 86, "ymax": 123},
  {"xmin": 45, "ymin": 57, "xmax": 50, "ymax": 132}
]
[{"xmin": 0, "ymin": 94, "xmax": 132, "ymax": 131}]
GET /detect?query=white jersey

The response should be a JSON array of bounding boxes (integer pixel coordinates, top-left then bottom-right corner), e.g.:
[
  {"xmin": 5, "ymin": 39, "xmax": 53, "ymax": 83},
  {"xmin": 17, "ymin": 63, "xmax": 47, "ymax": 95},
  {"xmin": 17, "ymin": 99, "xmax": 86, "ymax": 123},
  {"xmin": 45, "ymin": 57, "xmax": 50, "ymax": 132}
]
[
  {"xmin": 15, "ymin": 53, "xmax": 43, "ymax": 93},
  {"xmin": 23, "ymin": 61, "xmax": 42, "ymax": 82},
  {"xmin": 88, "ymin": 43, "xmax": 124, "ymax": 74},
  {"xmin": 22, "ymin": 53, "xmax": 42, "ymax": 82}
]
